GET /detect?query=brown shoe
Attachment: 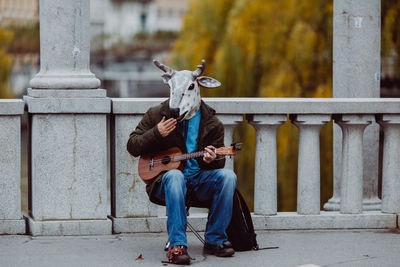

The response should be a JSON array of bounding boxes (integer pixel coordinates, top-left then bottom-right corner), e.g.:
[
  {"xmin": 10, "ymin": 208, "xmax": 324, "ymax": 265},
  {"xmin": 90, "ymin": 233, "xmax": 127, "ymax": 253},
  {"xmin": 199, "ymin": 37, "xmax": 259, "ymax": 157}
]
[
  {"xmin": 204, "ymin": 241, "xmax": 235, "ymax": 257},
  {"xmin": 167, "ymin": 245, "xmax": 191, "ymax": 265}
]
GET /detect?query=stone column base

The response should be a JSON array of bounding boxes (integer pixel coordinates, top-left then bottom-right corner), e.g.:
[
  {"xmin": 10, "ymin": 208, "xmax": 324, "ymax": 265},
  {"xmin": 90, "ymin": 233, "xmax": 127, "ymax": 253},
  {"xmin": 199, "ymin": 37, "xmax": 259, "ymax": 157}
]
[
  {"xmin": 324, "ymin": 197, "xmax": 381, "ymax": 211},
  {"xmin": 323, "ymin": 196, "xmax": 341, "ymax": 211},
  {"xmin": 362, "ymin": 197, "xmax": 382, "ymax": 211},
  {"xmin": 26, "ymin": 215, "xmax": 112, "ymax": 236},
  {"xmin": 0, "ymin": 219, "xmax": 26, "ymax": 235}
]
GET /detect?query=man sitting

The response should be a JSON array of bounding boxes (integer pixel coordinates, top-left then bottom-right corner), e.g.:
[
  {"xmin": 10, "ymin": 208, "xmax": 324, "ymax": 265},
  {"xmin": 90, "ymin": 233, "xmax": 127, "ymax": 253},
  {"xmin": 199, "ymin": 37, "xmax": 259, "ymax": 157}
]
[{"xmin": 127, "ymin": 60, "xmax": 237, "ymax": 265}]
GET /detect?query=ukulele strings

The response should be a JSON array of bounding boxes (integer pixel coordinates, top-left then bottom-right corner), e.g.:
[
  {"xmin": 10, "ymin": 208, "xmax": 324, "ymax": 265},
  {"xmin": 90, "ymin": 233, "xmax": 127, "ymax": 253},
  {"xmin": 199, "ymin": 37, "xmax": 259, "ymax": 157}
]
[
  {"xmin": 147, "ymin": 149, "xmax": 228, "ymax": 164},
  {"xmin": 147, "ymin": 150, "xmax": 206, "ymax": 163}
]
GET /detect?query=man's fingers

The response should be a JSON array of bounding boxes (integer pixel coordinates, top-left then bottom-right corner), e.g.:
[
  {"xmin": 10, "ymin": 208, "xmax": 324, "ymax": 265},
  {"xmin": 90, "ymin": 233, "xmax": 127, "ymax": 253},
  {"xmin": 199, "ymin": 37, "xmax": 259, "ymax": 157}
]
[
  {"xmin": 158, "ymin": 117, "xmax": 177, "ymax": 137},
  {"xmin": 164, "ymin": 118, "xmax": 177, "ymax": 127},
  {"xmin": 204, "ymin": 147, "xmax": 216, "ymax": 163},
  {"xmin": 165, "ymin": 124, "xmax": 176, "ymax": 133},
  {"xmin": 164, "ymin": 119, "xmax": 176, "ymax": 129},
  {"xmin": 205, "ymin": 147, "xmax": 216, "ymax": 157}
]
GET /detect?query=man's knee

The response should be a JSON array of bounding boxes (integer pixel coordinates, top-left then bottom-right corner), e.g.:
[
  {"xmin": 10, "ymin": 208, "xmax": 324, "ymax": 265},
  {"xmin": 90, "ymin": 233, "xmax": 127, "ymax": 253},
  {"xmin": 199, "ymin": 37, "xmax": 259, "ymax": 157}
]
[
  {"xmin": 162, "ymin": 169, "xmax": 185, "ymax": 188},
  {"xmin": 219, "ymin": 169, "xmax": 237, "ymax": 187}
]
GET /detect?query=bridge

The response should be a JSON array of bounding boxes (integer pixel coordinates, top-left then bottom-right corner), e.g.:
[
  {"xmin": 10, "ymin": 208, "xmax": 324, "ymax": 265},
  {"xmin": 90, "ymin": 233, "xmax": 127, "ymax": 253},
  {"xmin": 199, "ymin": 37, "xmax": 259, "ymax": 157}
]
[{"xmin": 0, "ymin": 0, "xmax": 399, "ymax": 266}]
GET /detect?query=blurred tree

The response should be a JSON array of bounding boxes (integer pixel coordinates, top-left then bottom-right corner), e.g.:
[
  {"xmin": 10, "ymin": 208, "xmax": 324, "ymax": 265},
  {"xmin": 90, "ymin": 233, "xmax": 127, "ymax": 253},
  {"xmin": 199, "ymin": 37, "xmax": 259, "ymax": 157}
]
[
  {"xmin": 382, "ymin": 0, "xmax": 400, "ymax": 77},
  {"xmin": 172, "ymin": 0, "xmax": 400, "ymax": 211},
  {"xmin": 7, "ymin": 25, "xmax": 40, "ymax": 54},
  {"xmin": 171, "ymin": 0, "xmax": 333, "ymax": 211},
  {"xmin": 170, "ymin": 0, "xmax": 236, "ymax": 77},
  {"xmin": 0, "ymin": 27, "xmax": 14, "ymax": 98}
]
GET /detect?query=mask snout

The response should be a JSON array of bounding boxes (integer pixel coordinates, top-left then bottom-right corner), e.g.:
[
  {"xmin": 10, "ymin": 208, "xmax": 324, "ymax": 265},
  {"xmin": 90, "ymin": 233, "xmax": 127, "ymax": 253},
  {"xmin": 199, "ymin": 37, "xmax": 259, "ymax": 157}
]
[{"xmin": 169, "ymin": 108, "xmax": 180, "ymax": 119}]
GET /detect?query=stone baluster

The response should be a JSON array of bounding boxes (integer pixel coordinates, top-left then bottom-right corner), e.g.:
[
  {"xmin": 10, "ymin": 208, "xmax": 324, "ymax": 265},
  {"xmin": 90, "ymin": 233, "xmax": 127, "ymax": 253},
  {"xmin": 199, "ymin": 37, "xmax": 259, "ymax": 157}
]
[
  {"xmin": 0, "ymin": 100, "xmax": 25, "ymax": 234},
  {"xmin": 291, "ymin": 115, "xmax": 330, "ymax": 215},
  {"xmin": 217, "ymin": 115, "xmax": 242, "ymax": 170},
  {"xmin": 334, "ymin": 115, "xmax": 373, "ymax": 214},
  {"xmin": 249, "ymin": 114, "xmax": 286, "ymax": 215},
  {"xmin": 25, "ymin": 0, "xmax": 111, "ymax": 236},
  {"xmin": 377, "ymin": 115, "xmax": 400, "ymax": 214}
]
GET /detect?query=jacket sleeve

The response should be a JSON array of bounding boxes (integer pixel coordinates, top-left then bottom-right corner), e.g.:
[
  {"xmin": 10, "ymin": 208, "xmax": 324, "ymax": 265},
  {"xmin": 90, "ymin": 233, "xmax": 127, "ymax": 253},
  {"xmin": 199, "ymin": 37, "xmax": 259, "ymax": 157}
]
[
  {"xmin": 126, "ymin": 109, "xmax": 163, "ymax": 157},
  {"xmin": 198, "ymin": 121, "xmax": 226, "ymax": 170}
]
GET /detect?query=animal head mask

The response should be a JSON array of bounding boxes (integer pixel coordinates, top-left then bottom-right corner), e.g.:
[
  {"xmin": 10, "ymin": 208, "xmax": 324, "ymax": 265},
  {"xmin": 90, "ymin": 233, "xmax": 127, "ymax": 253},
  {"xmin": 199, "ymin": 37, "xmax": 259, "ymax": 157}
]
[{"xmin": 153, "ymin": 59, "xmax": 221, "ymax": 121}]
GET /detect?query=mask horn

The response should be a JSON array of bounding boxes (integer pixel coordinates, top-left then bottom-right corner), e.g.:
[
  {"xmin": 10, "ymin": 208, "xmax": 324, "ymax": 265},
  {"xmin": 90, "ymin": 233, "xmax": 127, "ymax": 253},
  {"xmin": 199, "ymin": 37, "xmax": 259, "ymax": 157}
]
[
  {"xmin": 192, "ymin": 59, "xmax": 205, "ymax": 79},
  {"xmin": 153, "ymin": 60, "xmax": 175, "ymax": 75}
]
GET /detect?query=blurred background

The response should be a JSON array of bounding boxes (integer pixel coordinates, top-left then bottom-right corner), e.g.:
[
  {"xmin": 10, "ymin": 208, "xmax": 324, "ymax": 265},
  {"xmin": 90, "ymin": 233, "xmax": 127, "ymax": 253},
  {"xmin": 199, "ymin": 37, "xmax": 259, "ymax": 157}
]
[{"xmin": 1, "ymin": 0, "xmax": 399, "ymax": 213}]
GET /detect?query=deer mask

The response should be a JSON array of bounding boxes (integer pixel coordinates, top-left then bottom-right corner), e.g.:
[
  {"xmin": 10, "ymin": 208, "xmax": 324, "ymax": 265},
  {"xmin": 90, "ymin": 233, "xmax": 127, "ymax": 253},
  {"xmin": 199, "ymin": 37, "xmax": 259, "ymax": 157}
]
[{"xmin": 153, "ymin": 59, "xmax": 221, "ymax": 121}]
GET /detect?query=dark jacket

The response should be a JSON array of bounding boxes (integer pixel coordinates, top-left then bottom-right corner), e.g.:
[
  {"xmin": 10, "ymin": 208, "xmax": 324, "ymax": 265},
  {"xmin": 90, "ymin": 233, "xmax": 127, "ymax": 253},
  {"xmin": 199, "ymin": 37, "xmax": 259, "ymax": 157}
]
[{"xmin": 127, "ymin": 99, "xmax": 226, "ymax": 205}]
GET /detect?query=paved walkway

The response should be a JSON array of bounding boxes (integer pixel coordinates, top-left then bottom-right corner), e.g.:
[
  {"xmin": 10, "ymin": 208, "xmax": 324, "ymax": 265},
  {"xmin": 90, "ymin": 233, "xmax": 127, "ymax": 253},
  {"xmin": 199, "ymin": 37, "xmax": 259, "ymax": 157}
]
[{"xmin": 1, "ymin": 229, "xmax": 399, "ymax": 267}]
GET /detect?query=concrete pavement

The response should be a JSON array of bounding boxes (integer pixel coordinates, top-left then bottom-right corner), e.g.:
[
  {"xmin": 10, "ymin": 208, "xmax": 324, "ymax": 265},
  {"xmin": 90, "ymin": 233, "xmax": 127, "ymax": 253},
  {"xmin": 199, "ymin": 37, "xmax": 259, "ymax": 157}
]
[{"xmin": 0, "ymin": 229, "xmax": 399, "ymax": 267}]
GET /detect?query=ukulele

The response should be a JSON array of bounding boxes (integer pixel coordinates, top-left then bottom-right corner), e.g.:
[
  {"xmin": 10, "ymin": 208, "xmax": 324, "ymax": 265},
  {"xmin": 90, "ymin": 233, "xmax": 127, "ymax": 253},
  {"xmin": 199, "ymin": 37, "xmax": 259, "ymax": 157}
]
[{"xmin": 138, "ymin": 144, "xmax": 241, "ymax": 184}]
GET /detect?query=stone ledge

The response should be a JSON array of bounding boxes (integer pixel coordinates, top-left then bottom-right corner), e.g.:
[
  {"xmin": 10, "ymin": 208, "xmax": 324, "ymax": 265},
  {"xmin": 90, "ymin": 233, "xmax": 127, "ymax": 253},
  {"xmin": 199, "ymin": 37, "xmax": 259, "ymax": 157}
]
[
  {"xmin": 111, "ymin": 97, "xmax": 400, "ymax": 115},
  {"xmin": 0, "ymin": 100, "xmax": 25, "ymax": 115},
  {"xmin": 27, "ymin": 88, "xmax": 107, "ymax": 98},
  {"xmin": 25, "ymin": 96, "xmax": 111, "ymax": 113},
  {"xmin": 111, "ymin": 214, "xmax": 208, "ymax": 233},
  {"xmin": 111, "ymin": 211, "xmax": 397, "ymax": 233},
  {"xmin": 0, "ymin": 219, "xmax": 26, "ymax": 235},
  {"xmin": 254, "ymin": 211, "xmax": 397, "ymax": 229},
  {"xmin": 27, "ymin": 216, "xmax": 112, "ymax": 236}
]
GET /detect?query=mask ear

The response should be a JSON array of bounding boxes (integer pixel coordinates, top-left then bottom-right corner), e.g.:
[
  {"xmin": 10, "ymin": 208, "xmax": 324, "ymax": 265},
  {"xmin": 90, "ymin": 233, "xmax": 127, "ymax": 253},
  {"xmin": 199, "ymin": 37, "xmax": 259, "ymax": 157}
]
[
  {"xmin": 196, "ymin": 76, "xmax": 221, "ymax": 88},
  {"xmin": 161, "ymin": 73, "xmax": 172, "ymax": 84}
]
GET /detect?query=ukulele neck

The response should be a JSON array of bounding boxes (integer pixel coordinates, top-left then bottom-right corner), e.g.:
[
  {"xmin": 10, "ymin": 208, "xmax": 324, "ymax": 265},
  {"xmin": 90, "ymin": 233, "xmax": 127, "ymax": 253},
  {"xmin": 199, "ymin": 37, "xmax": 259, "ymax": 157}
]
[{"xmin": 173, "ymin": 150, "xmax": 211, "ymax": 162}]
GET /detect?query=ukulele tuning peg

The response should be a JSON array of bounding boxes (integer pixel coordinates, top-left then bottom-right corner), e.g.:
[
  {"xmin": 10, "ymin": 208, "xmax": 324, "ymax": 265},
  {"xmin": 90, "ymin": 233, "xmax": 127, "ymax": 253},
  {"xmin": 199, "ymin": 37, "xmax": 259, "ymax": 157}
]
[{"xmin": 231, "ymin": 142, "xmax": 242, "ymax": 151}]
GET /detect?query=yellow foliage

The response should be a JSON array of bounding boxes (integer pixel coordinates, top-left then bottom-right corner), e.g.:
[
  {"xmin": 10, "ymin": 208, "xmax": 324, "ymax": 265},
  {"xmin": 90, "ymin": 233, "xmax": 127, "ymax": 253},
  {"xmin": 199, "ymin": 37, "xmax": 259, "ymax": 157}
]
[
  {"xmin": 382, "ymin": 1, "xmax": 400, "ymax": 73},
  {"xmin": 0, "ymin": 27, "xmax": 14, "ymax": 99},
  {"xmin": 171, "ymin": 0, "xmax": 399, "ymax": 211}
]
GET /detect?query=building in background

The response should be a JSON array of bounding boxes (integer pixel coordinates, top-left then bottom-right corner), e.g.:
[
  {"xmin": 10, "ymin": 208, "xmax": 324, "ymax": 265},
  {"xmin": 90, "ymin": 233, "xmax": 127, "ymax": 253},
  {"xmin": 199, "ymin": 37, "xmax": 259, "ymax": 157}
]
[
  {"xmin": 155, "ymin": 0, "xmax": 188, "ymax": 32},
  {"xmin": 1, "ymin": 0, "xmax": 189, "ymax": 98},
  {"xmin": 0, "ymin": 0, "xmax": 38, "ymax": 26},
  {"xmin": 91, "ymin": 0, "xmax": 188, "ymax": 47},
  {"xmin": 90, "ymin": 0, "xmax": 189, "ymax": 97}
]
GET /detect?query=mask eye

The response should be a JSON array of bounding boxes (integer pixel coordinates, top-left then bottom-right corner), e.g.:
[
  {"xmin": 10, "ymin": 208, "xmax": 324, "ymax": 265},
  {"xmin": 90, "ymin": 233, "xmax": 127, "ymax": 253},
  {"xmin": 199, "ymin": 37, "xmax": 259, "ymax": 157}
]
[{"xmin": 188, "ymin": 83, "xmax": 195, "ymax": 90}]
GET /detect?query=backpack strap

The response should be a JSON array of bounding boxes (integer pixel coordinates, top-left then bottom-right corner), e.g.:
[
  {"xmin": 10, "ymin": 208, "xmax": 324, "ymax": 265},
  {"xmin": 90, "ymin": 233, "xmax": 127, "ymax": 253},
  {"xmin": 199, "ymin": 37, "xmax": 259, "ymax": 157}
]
[
  {"xmin": 234, "ymin": 188, "xmax": 258, "ymax": 249},
  {"xmin": 235, "ymin": 189, "xmax": 255, "ymax": 233}
]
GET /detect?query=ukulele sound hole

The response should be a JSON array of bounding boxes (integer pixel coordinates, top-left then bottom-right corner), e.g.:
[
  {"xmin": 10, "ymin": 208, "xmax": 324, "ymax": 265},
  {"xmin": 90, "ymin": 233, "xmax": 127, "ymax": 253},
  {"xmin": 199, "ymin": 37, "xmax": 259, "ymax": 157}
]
[{"xmin": 161, "ymin": 156, "xmax": 171, "ymax": 164}]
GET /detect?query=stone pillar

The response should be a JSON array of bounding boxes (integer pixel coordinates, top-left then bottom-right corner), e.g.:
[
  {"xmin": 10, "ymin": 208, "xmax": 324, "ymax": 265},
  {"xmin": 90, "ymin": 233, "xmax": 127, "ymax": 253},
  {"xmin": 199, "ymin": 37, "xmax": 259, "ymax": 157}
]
[
  {"xmin": 29, "ymin": 0, "xmax": 100, "ymax": 89},
  {"xmin": 0, "ymin": 100, "xmax": 26, "ymax": 234},
  {"xmin": 25, "ymin": 0, "xmax": 111, "ymax": 235},
  {"xmin": 217, "ymin": 114, "xmax": 242, "ymax": 170},
  {"xmin": 249, "ymin": 114, "xmax": 286, "ymax": 215},
  {"xmin": 291, "ymin": 115, "xmax": 330, "ymax": 215},
  {"xmin": 334, "ymin": 115, "xmax": 373, "ymax": 214},
  {"xmin": 326, "ymin": 0, "xmax": 381, "ymax": 211},
  {"xmin": 377, "ymin": 115, "xmax": 400, "ymax": 214}
]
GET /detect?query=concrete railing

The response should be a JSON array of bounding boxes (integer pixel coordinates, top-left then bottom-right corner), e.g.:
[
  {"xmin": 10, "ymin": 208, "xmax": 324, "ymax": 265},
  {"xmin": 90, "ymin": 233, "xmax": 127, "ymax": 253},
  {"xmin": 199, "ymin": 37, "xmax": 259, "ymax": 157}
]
[
  {"xmin": 1, "ymin": 97, "xmax": 400, "ymax": 235},
  {"xmin": 111, "ymin": 98, "xmax": 400, "ymax": 232},
  {"xmin": 0, "ymin": 100, "xmax": 25, "ymax": 234}
]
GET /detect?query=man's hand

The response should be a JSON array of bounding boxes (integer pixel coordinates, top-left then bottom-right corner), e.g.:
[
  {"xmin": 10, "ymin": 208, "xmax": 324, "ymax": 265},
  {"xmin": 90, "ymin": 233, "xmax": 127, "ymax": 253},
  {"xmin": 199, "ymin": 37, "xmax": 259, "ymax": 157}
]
[
  {"xmin": 203, "ymin": 145, "xmax": 217, "ymax": 163},
  {"xmin": 157, "ymin": 116, "xmax": 177, "ymax": 137}
]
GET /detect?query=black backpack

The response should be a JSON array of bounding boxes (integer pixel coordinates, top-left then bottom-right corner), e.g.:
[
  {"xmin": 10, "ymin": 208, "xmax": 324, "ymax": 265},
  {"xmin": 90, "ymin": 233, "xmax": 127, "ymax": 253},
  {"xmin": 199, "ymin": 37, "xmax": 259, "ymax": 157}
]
[{"xmin": 226, "ymin": 188, "xmax": 259, "ymax": 251}]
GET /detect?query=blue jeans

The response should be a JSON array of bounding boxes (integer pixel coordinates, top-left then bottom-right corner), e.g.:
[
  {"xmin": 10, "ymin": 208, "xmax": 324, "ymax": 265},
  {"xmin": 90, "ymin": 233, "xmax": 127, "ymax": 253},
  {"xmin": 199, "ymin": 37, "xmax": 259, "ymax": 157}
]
[{"xmin": 154, "ymin": 168, "xmax": 237, "ymax": 248}]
